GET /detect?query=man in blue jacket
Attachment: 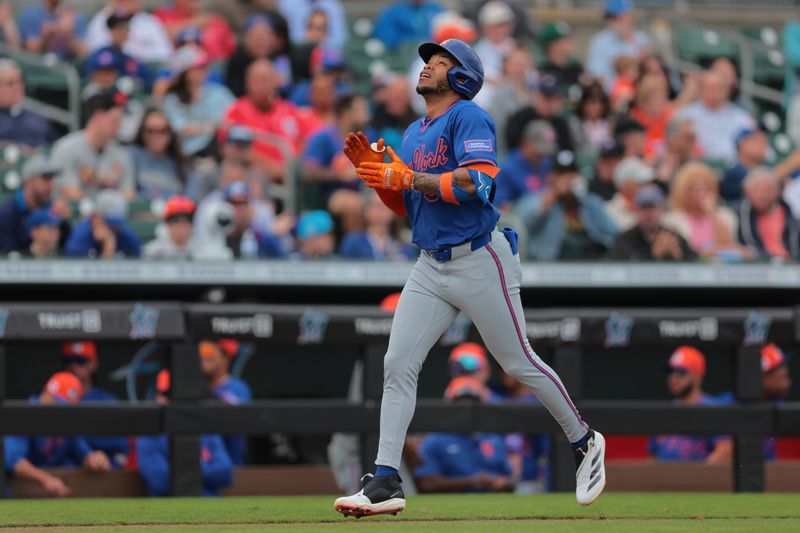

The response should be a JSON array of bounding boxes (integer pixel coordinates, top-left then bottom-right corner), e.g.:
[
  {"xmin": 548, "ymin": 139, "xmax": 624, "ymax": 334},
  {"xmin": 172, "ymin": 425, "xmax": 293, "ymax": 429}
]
[
  {"xmin": 199, "ymin": 339, "xmax": 252, "ymax": 465},
  {"xmin": 136, "ymin": 370, "xmax": 233, "ymax": 496},
  {"xmin": 65, "ymin": 189, "xmax": 141, "ymax": 258},
  {"xmin": 515, "ymin": 159, "xmax": 619, "ymax": 260},
  {"xmin": 4, "ymin": 372, "xmax": 111, "ymax": 497}
]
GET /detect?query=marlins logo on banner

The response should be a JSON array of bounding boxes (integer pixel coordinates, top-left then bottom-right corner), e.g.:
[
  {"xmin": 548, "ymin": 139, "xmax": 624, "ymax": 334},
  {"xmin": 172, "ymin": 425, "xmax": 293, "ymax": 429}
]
[
  {"xmin": 0, "ymin": 307, "xmax": 8, "ymax": 338},
  {"xmin": 605, "ymin": 312, "xmax": 634, "ymax": 347},
  {"xmin": 129, "ymin": 304, "xmax": 160, "ymax": 339},
  {"xmin": 298, "ymin": 309, "xmax": 329, "ymax": 345},
  {"xmin": 743, "ymin": 311, "xmax": 771, "ymax": 346}
]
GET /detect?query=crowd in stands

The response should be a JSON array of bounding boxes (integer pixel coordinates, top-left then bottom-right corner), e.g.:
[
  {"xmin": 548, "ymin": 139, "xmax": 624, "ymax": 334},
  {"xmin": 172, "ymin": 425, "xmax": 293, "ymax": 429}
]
[{"xmin": 0, "ymin": 0, "xmax": 798, "ymax": 262}]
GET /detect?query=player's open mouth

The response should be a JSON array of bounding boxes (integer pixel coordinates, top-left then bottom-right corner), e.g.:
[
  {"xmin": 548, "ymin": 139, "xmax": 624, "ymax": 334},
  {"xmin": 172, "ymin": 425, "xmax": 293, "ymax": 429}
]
[{"xmin": 419, "ymin": 73, "xmax": 431, "ymax": 80}]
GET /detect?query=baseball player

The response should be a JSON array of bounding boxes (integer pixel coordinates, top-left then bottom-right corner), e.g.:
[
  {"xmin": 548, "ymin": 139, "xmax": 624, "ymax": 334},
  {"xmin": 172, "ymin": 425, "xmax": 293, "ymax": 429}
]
[{"xmin": 334, "ymin": 39, "xmax": 605, "ymax": 518}]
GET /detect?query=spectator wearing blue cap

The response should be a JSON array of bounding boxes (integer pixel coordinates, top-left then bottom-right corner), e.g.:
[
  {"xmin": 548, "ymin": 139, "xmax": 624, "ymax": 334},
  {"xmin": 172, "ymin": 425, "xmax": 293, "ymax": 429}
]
[
  {"xmin": 505, "ymin": 73, "xmax": 576, "ymax": 154},
  {"xmin": 339, "ymin": 190, "xmax": 417, "ymax": 261},
  {"xmin": 586, "ymin": 0, "xmax": 649, "ymax": 91},
  {"xmin": 609, "ymin": 184, "xmax": 696, "ymax": 261},
  {"xmin": 22, "ymin": 207, "xmax": 63, "ymax": 259},
  {"xmin": 0, "ymin": 60, "xmax": 55, "ymax": 149},
  {"xmin": 720, "ymin": 128, "xmax": 769, "ymax": 204},
  {"xmin": 0, "ymin": 155, "xmax": 64, "ymax": 255},
  {"xmin": 19, "ymin": 0, "xmax": 88, "ymax": 61},
  {"xmin": 225, "ymin": 14, "xmax": 293, "ymax": 98},
  {"xmin": 65, "ymin": 189, "xmax": 141, "ymax": 259},
  {"xmin": 84, "ymin": 12, "xmax": 152, "ymax": 92},
  {"xmin": 85, "ymin": 0, "xmax": 172, "ymax": 64},
  {"xmin": 223, "ymin": 181, "xmax": 285, "ymax": 259},
  {"xmin": 278, "ymin": 0, "xmax": 347, "ymax": 52},
  {"xmin": 295, "ymin": 209, "xmax": 335, "ymax": 260},
  {"xmin": 154, "ymin": 0, "xmax": 236, "ymax": 62}
]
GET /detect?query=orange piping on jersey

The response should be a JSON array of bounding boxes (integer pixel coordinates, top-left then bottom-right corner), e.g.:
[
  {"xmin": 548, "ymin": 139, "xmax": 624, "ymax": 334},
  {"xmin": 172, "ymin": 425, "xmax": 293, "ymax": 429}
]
[
  {"xmin": 440, "ymin": 172, "xmax": 459, "ymax": 205},
  {"xmin": 464, "ymin": 162, "xmax": 500, "ymax": 178}
]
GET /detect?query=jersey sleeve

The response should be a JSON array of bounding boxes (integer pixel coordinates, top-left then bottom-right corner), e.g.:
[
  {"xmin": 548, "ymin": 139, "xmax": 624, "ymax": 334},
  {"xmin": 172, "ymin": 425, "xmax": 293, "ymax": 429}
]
[
  {"xmin": 451, "ymin": 106, "xmax": 497, "ymax": 167},
  {"xmin": 413, "ymin": 436, "xmax": 445, "ymax": 478}
]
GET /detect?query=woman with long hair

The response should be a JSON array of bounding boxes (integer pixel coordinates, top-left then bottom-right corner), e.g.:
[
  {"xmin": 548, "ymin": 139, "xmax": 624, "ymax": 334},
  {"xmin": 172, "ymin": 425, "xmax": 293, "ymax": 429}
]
[
  {"xmin": 130, "ymin": 108, "xmax": 194, "ymax": 199},
  {"xmin": 663, "ymin": 162, "xmax": 751, "ymax": 260},
  {"xmin": 161, "ymin": 45, "xmax": 235, "ymax": 158},
  {"xmin": 573, "ymin": 81, "xmax": 612, "ymax": 155}
]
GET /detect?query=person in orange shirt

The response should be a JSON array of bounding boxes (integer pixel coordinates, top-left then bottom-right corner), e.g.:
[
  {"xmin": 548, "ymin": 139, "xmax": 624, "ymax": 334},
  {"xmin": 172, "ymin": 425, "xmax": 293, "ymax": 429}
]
[
  {"xmin": 221, "ymin": 58, "xmax": 315, "ymax": 182},
  {"xmin": 153, "ymin": 0, "xmax": 236, "ymax": 61}
]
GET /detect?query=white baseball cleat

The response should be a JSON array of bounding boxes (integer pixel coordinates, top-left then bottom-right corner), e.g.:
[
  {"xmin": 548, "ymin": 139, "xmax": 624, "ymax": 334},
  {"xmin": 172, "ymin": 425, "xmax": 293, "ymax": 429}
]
[
  {"xmin": 334, "ymin": 473, "xmax": 406, "ymax": 518},
  {"xmin": 575, "ymin": 429, "xmax": 606, "ymax": 506}
]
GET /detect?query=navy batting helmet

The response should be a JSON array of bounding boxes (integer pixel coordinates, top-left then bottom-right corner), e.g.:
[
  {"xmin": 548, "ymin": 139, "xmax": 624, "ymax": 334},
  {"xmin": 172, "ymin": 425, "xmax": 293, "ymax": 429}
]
[{"xmin": 418, "ymin": 39, "xmax": 484, "ymax": 100}]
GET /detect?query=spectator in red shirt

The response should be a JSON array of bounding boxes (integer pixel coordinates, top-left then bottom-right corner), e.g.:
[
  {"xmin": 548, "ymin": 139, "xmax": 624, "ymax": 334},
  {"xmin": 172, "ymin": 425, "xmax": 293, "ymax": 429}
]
[
  {"xmin": 154, "ymin": 0, "xmax": 236, "ymax": 61},
  {"xmin": 221, "ymin": 59, "xmax": 313, "ymax": 181}
]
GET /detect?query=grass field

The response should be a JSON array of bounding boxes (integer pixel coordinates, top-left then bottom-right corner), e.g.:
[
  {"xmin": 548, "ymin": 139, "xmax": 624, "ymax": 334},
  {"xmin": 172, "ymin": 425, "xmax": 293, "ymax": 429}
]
[{"xmin": 0, "ymin": 493, "xmax": 798, "ymax": 532}]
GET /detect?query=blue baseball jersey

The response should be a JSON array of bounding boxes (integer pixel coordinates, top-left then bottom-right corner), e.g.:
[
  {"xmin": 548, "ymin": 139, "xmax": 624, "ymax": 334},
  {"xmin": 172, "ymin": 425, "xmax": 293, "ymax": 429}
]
[
  {"xmin": 81, "ymin": 386, "xmax": 129, "ymax": 469},
  {"xmin": 649, "ymin": 394, "xmax": 731, "ymax": 461},
  {"xmin": 414, "ymin": 432, "xmax": 511, "ymax": 492},
  {"xmin": 399, "ymin": 100, "xmax": 501, "ymax": 250},
  {"xmin": 495, "ymin": 149, "xmax": 553, "ymax": 208},
  {"xmin": 214, "ymin": 376, "xmax": 252, "ymax": 466}
]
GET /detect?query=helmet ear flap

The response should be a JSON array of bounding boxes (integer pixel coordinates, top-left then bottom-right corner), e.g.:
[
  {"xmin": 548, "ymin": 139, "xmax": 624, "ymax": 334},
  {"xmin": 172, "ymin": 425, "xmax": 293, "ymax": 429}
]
[{"xmin": 447, "ymin": 66, "xmax": 480, "ymax": 100}]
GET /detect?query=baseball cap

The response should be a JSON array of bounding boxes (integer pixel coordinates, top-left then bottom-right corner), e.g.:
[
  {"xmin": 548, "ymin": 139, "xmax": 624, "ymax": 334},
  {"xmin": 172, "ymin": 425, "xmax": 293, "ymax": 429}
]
[
  {"xmin": 599, "ymin": 140, "xmax": 625, "ymax": 160},
  {"xmin": 297, "ymin": 210, "xmax": 333, "ymax": 240},
  {"xmin": 605, "ymin": 0, "xmax": 634, "ymax": 17},
  {"xmin": 449, "ymin": 342, "xmax": 488, "ymax": 377},
  {"xmin": 667, "ymin": 346, "xmax": 706, "ymax": 379},
  {"xmin": 85, "ymin": 89, "xmax": 127, "ymax": 119},
  {"xmin": 761, "ymin": 344, "xmax": 786, "ymax": 373},
  {"xmin": 537, "ymin": 73, "xmax": 563, "ymax": 96},
  {"xmin": 156, "ymin": 369, "xmax": 170, "ymax": 394},
  {"xmin": 523, "ymin": 120, "xmax": 558, "ymax": 156},
  {"xmin": 540, "ymin": 22, "xmax": 571, "ymax": 46},
  {"xmin": 735, "ymin": 127, "xmax": 764, "ymax": 148},
  {"xmin": 380, "ymin": 292, "xmax": 401, "ymax": 313},
  {"xmin": 26, "ymin": 208, "xmax": 62, "ymax": 231},
  {"xmin": 199, "ymin": 339, "xmax": 240, "ymax": 359},
  {"xmin": 445, "ymin": 376, "xmax": 489, "ymax": 402},
  {"xmin": 478, "ymin": 0, "xmax": 514, "ymax": 27},
  {"xmin": 95, "ymin": 189, "xmax": 129, "ymax": 227},
  {"xmin": 62, "ymin": 341, "xmax": 98, "ymax": 363},
  {"xmin": 613, "ymin": 157, "xmax": 654, "ymax": 188},
  {"xmin": 169, "ymin": 44, "xmax": 209, "ymax": 76},
  {"xmin": 224, "ymin": 181, "xmax": 251, "ymax": 202},
  {"xmin": 106, "ymin": 11, "xmax": 132, "ymax": 29},
  {"xmin": 634, "ymin": 184, "xmax": 666, "ymax": 208},
  {"xmin": 22, "ymin": 154, "xmax": 61, "ymax": 181},
  {"xmin": 244, "ymin": 14, "xmax": 276, "ymax": 32},
  {"xmin": 163, "ymin": 195, "xmax": 196, "ymax": 220},
  {"xmin": 175, "ymin": 27, "xmax": 202, "ymax": 46},
  {"xmin": 45, "ymin": 371, "xmax": 83, "ymax": 403},
  {"xmin": 431, "ymin": 11, "xmax": 478, "ymax": 44},
  {"xmin": 85, "ymin": 49, "xmax": 121, "ymax": 75},
  {"xmin": 226, "ymin": 125, "xmax": 255, "ymax": 146}
]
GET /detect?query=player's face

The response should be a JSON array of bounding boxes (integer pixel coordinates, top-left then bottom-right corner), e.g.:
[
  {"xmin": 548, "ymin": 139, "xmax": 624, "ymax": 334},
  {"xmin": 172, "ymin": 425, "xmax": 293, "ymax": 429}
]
[
  {"xmin": 667, "ymin": 369, "xmax": 696, "ymax": 399},
  {"xmin": 763, "ymin": 365, "xmax": 792, "ymax": 400},
  {"xmin": 417, "ymin": 52, "xmax": 456, "ymax": 96}
]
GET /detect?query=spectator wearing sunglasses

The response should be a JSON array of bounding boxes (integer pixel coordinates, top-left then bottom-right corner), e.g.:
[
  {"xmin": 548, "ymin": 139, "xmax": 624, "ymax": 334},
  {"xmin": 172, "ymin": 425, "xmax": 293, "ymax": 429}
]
[
  {"xmin": 143, "ymin": 195, "xmax": 196, "ymax": 260},
  {"xmin": 131, "ymin": 108, "xmax": 194, "ymax": 200},
  {"xmin": 649, "ymin": 346, "xmax": 732, "ymax": 463},
  {"xmin": 199, "ymin": 339, "xmax": 252, "ymax": 465},
  {"xmin": 62, "ymin": 341, "xmax": 128, "ymax": 469}
]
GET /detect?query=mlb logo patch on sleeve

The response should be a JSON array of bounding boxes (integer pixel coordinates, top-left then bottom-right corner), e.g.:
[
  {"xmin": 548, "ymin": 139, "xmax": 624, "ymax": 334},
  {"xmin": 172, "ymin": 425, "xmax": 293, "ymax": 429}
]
[{"xmin": 464, "ymin": 139, "xmax": 493, "ymax": 153}]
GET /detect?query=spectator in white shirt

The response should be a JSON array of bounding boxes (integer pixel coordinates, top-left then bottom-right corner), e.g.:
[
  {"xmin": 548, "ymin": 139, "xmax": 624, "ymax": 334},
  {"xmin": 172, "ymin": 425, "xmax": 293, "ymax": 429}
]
[
  {"xmin": 85, "ymin": 0, "xmax": 172, "ymax": 63},
  {"xmin": 473, "ymin": 0, "xmax": 516, "ymax": 110},
  {"xmin": 675, "ymin": 70, "xmax": 755, "ymax": 164},
  {"xmin": 586, "ymin": 0, "xmax": 648, "ymax": 91}
]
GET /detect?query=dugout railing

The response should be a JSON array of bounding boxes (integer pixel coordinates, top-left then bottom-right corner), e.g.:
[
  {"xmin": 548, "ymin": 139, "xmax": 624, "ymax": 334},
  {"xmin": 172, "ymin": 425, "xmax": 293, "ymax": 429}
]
[{"xmin": 0, "ymin": 302, "xmax": 799, "ymax": 496}]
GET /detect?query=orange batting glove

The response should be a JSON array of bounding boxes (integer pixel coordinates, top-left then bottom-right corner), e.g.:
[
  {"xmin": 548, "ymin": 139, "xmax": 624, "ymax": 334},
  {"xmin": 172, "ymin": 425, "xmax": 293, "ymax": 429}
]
[
  {"xmin": 357, "ymin": 146, "xmax": 414, "ymax": 191},
  {"xmin": 343, "ymin": 131, "xmax": 385, "ymax": 168}
]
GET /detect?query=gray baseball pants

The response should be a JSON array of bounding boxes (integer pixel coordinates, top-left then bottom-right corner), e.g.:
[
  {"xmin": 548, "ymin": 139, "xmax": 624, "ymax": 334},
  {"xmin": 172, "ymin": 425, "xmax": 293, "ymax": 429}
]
[{"xmin": 376, "ymin": 229, "xmax": 590, "ymax": 469}]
